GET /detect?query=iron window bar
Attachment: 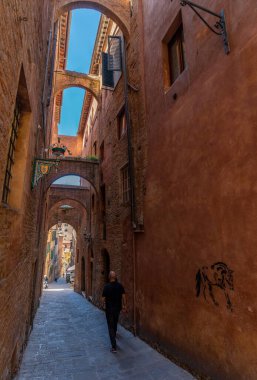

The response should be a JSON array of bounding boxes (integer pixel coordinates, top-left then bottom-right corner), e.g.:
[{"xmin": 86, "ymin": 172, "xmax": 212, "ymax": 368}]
[
  {"xmin": 180, "ymin": 0, "xmax": 230, "ymax": 54},
  {"xmin": 2, "ymin": 103, "xmax": 21, "ymax": 204}
]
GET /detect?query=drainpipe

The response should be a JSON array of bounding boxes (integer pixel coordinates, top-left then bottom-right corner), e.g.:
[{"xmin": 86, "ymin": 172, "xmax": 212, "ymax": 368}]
[
  {"xmin": 47, "ymin": 21, "xmax": 58, "ymax": 106},
  {"xmin": 121, "ymin": 37, "xmax": 137, "ymax": 336},
  {"xmin": 121, "ymin": 37, "xmax": 137, "ymax": 229},
  {"xmin": 41, "ymin": 21, "xmax": 58, "ymax": 150},
  {"xmin": 41, "ymin": 29, "xmax": 52, "ymax": 149}
]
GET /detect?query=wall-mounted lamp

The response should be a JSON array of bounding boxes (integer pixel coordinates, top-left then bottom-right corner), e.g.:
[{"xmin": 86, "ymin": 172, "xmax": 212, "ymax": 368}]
[{"xmin": 179, "ymin": 0, "xmax": 230, "ymax": 54}]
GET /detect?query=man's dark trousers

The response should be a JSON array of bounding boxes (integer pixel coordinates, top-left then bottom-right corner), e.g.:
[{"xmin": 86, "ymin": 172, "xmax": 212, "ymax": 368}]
[{"xmin": 106, "ymin": 307, "xmax": 120, "ymax": 349}]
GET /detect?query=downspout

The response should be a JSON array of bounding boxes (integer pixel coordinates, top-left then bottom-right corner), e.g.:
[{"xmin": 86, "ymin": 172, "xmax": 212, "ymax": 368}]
[
  {"xmin": 47, "ymin": 21, "xmax": 58, "ymax": 106},
  {"xmin": 42, "ymin": 21, "xmax": 58, "ymax": 150},
  {"xmin": 42, "ymin": 29, "xmax": 52, "ymax": 149},
  {"xmin": 121, "ymin": 37, "xmax": 137, "ymax": 229},
  {"xmin": 121, "ymin": 37, "xmax": 137, "ymax": 336}
]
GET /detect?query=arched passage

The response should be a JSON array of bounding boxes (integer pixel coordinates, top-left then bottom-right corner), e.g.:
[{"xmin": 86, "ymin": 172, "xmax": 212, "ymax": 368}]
[
  {"xmin": 54, "ymin": 70, "xmax": 100, "ymax": 100},
  {"xmin": 44, "ymin": 159, "xmax": 99, "ymax": 193},
  {"xmin": 54, "ymin": 0, "xmax": 130, "ymax": 39},
  {"xmin": 45, "ymin": 223, "xmax": 77, "ymax": 282},
  {"xmin": 47, "ymin": 199, "xmax": 87, "ymax": 231},
  {"xmin": 48, "ymin": 186, "xmax": 90, "ymax": 213}
]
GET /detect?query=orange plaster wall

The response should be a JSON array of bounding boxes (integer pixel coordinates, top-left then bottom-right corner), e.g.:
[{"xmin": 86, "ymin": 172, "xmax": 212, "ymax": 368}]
[{"xmin": 136, "ymin": 1, "xmax": 257, "ymax": 379}]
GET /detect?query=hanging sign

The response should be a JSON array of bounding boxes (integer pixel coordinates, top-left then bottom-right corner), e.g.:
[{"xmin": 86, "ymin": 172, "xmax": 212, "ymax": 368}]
[{"xmin": 32, "ymin": 159, "xmax": 59, "ymax": 188}]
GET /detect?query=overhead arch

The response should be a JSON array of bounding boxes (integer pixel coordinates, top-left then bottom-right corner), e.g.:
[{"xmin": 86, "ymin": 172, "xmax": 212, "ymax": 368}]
[
  {"xmin": 48, "ymin": 186, "xmax": 90, "ymax": 211},
  {"xmin": 48, "ymin": 222, "xmax": 77, "ymax": 232},
  {"xmin": 49, "ymin": 198, "xmax": 88, "ymax": 212},
  {"xmin": 47, "ymin": 199, "xmax": 87, "ymax": 231},
  {"xmin": 54, "ymin": 0, "xmax": 130, "ymax": 39},
  {"xmin": 45, "ymin": 158, "xmax": 99, "ymax": 194},
  {"xmin": 54, "ymin": 70, "xmax": 100, "ymax": 100}
]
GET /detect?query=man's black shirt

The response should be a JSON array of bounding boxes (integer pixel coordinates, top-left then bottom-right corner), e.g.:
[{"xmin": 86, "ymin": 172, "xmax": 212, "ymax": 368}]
[{"xmin": 102, "ymin": 281, "xmax": 125, "ymax": 311}]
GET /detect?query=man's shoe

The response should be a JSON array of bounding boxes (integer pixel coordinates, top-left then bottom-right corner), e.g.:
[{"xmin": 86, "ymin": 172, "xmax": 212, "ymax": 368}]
[{"xmin": 110, "ymin": 347, "xmax": 117, "ymax": 353}]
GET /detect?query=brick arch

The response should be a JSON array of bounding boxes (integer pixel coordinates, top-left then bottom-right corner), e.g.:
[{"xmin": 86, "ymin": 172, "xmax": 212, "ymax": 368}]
[
  {"xmin": 48, "ymin": 186, "xmax": 90, "ymax": 211},
  {"xmin": 54, "ymin": 70, "xmax": 100, "ymax": 100},
  {"xmin": 54, "ymin": 0, "xmax": 130, "ymax": 39},
  {"xmin": 47, "ymin": 199, "xmax": 87, "ymax": 231},
  {"xmin": 45, "ymin": 158, "xmax": 99, "ymax": 194}
]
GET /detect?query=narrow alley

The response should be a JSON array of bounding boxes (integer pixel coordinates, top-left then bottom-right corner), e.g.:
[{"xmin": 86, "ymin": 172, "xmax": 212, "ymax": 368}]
[
  {"xmin": 17, "ymin": 280, "xmax": 194, "ymax": 380},
  {"xmin": 1, "ymin": 1, "xmax": 257, "ymax": 379}
]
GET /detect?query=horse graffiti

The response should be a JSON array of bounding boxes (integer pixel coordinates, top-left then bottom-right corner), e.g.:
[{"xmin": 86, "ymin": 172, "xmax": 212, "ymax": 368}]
[{"xmin": 196, "ymin": 262, "xmax": 234, "ymax": 311}]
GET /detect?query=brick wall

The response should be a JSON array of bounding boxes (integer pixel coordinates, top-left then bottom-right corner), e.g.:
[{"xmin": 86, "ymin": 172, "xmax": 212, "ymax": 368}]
[{"xmin": 0, "ymin": 0, "xmax": 53, "ymax": 377}]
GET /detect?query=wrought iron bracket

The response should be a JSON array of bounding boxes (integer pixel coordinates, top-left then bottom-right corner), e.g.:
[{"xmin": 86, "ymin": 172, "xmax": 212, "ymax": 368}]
[
  {"xmin": 180, "ymin": 0, "xmax": 230, "ymax": 54},
  {"xmin": 31, "ymin": 158, "xmax": 60, "ymax": 189}
]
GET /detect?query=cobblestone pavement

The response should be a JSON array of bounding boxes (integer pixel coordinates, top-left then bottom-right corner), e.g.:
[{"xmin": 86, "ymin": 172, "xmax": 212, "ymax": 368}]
[{"xmin": 16, "ymin": 279, "xmax": 196, "ymax": 380}]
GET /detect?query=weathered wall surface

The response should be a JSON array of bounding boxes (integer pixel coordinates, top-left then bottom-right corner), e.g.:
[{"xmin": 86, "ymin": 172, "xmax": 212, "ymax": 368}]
[
  {"xmin": 0, "ymin": 0, "xmax": 53, "ymax": 378},
  {"xmin": 136, "ymin": 1, "xmax": 257, "ymax": 378}
]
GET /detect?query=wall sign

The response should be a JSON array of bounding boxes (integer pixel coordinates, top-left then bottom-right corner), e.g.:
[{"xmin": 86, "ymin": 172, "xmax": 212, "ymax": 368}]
[{"xmin": 32, "ymin": 159, "xmax": 59, "ymax": 188}]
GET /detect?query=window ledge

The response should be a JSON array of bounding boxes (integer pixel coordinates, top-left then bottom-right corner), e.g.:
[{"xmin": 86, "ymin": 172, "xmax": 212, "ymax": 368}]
[{"xmin": 164, "ymin": 67, "xmax": 189, "ymax": 104}]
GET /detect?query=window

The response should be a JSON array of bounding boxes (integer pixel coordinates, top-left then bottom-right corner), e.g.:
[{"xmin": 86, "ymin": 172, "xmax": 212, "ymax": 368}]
[
  {"xmin": 117, "ymin": 108, "xmax": 126, "ymax": 140},
  {"xmin": 168, "ymin": 24, "xmax": 185, "ymax": 84},
  {"xmin": 2, "ymin": 102, "xmax": 21, "ymax": 204},
  {"xmin": 162, "ymin": 12, "xmax": 186, "ymax": 89},
  {"xmin": 121, "ymin": 165, "xmax": 130, "ymax": 203}
]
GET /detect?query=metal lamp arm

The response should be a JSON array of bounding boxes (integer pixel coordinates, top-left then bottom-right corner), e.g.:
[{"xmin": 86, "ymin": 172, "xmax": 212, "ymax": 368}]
[
  {"xmin": 179, "ymin": 0, "xmax": 230, "ymax": 54},
  {"xmin": 183, "ymin": 2, "xmax": 222, "ymax": 36}
]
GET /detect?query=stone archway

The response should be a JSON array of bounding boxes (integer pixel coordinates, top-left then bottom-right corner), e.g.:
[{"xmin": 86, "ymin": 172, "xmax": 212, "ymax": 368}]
[
  {"xmin": 48, "ymin": 185, "xmax": 90, "ymax": 212},
  {"xmin": 54, "ymin": 70, "xmax": 100, "ymax": 100},
  {"xmin": 47, "ymin": 199, "xmax": 87, "ymax": 231},
  {"xmin": 46, "ymin": 198, "xmax": 88, "ymax": 288},
  {"xmin": 45, "ymin": 158, "xmax": 99, "ymax": 194},
  {"xmin": 54, "ymin": 0, "xmax": 130, "ymax": 38}
]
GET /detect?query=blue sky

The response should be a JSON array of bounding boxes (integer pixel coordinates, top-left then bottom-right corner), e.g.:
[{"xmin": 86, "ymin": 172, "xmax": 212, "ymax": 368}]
[
  {"xmin": 58, "ymin": 9, "xmax": 101, "ymax": 136},
  {"xmin": 54, "ymin": 175, "xmax": 81, "ymax": 186}
]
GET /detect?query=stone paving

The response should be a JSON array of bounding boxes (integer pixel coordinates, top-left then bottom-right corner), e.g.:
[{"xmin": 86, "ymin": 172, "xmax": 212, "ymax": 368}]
[{"xmin": 16, "ymin": 279, "xmax": 196, "ymax": 380}]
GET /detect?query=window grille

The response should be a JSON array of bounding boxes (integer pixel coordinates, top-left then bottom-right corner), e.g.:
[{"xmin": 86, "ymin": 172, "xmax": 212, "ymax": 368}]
[
  {"xmin": 121, "ymin": 165, "xmax": 130, "ymax": 203},
  {"xmin": 2, "ymin": 102, "xmax": 21, "ymax": 204}
]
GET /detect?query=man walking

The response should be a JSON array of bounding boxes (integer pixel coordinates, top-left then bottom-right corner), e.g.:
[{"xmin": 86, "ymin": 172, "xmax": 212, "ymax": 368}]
[{"xmin": 102, "ymin": 271, "xmax": 127, "ymax": 353}]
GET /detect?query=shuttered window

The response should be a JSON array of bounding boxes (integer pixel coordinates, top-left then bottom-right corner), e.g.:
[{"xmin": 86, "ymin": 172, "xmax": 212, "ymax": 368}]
[{"xmin": 102, "ymin": 52, "xmax": 114, "ymax": 90}]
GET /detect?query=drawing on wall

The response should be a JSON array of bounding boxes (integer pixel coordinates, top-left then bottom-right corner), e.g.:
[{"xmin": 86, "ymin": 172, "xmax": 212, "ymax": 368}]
[{"xmin": 196, "ymin": 262, "xmax": 234, "ymax": 311}]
